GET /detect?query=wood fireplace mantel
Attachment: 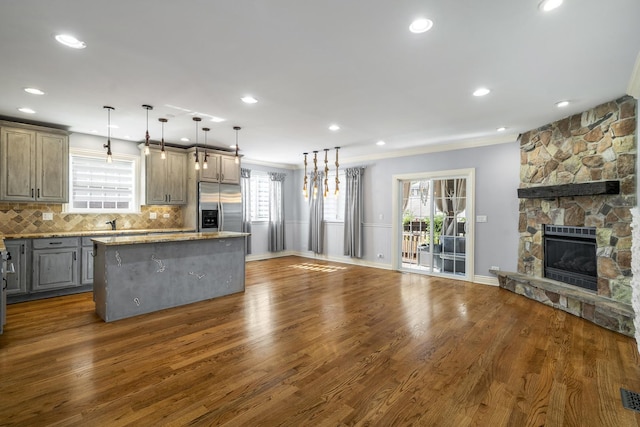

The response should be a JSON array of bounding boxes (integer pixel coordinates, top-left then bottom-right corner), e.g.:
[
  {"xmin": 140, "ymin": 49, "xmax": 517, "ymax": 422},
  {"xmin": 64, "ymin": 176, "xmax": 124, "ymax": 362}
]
[{"xmin": 517, "ymin": 180, "xmax": 620, "ymax": 199}]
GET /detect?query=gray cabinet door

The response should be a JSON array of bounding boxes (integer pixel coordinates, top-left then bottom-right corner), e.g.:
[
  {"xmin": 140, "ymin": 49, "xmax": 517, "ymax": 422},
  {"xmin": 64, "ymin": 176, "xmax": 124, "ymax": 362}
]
[
  {"xmin": 166, "ymin": 151, "xmax": 187, "ymax": 204},
  {"xmin": 81, "ymin": 246, "xmax": 94, "ymax": 285},
  {"xmin": 32, "ymin": 248, "xmax": 78, "ymax": 292},
  {"xmin": 220, "ymin": 155, "xmax": 240, "ymax": 184},
  {"xmin": 36, "ymin": 133, "xmax": 68, "ymax": 202},
  {"xmin": 0, "ymin": 127, "xmax": 36, "ymax": 201},
  {"xmin": 146, "ymin": 149, "xmax": 168, "ymax": 204},
  {"xmin": 3, "ymin": 240, "xmax": 28, "ymax": 296}
]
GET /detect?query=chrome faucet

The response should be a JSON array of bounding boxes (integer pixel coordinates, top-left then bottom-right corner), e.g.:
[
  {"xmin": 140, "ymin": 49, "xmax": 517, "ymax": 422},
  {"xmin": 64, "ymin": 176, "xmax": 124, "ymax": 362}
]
[{"xmin": 106, "ymin": 219, "xmax": 117, "ymax": 230}]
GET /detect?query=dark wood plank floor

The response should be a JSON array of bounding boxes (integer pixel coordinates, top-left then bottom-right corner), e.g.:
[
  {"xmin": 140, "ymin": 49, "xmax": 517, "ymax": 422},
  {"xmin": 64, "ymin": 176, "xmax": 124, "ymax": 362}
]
[{"xmin": 1, "ymin": 256, "xmax": 640, "ymax": 426}]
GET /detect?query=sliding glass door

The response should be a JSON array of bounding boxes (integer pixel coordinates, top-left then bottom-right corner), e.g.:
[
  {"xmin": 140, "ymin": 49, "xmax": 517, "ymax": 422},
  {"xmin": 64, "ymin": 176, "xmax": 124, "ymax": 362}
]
[{"xmin": 393, "ymin": 170, "xmax": 474, "ymax": 280}]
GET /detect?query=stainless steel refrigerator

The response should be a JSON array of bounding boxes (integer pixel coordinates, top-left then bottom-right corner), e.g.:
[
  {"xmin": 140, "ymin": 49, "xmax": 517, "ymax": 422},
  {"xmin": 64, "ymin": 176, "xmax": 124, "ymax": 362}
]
[{"xmin": 198, "ymin": 182, "xmax": 242, "ymax": 232}]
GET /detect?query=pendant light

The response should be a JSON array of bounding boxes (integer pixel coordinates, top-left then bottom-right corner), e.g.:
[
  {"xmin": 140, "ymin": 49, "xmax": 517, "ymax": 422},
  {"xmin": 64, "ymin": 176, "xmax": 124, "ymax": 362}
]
[
  {"xmin": 158, "ymin": 118, "xmax": 167, "ymax": 160},
  {"xmin": 142, "ymin": 104, "xmax": 153, "ymax": 155},
  {"xmin": 193, "ymin": 117, "xmax": 201, "ymax": 170},
  {"xmin": 302, "ymin": 152, "xmax": 309, "ymax": 200},
  {"xmin": 202, "ymin": 127, "xmax": 210, "ymax": 169},
  {"xmin": 334, "ymin": 146, "xmax": 340, "ymax": 197},
  {"xmin": 323, "ymin": 149, "xmax": 330, "ymax": 198},
  {"xmin": 103, "ymin": 106, "xmax": 114, "ymax": 163},
  {"xmin": 233, "ymin": 126, "xmax": 241, "ymax": 164},
  {"xmin": 312, "ymin": 151, "xmax": 318, "ymax": 199}
]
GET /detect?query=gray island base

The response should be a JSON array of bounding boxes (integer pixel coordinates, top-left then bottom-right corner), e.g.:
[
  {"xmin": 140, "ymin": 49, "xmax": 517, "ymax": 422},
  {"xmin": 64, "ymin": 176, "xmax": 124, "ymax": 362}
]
[{"xmin": 92, "ymin": 232, "xmax": 248, "ymax": 322}]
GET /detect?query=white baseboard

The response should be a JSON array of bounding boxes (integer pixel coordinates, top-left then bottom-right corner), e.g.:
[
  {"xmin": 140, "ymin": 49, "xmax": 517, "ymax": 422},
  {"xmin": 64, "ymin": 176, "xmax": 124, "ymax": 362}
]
[{"xmin": 473, "ymin": 275, "xmax": 499, "ymax": 286}]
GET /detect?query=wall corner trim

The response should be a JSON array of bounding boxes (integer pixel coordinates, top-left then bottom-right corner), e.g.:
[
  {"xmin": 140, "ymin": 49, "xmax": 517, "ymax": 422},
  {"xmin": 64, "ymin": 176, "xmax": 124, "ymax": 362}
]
[{"xmin": 627, "ymin": 51, "xmax": 640, "ymax": 99}]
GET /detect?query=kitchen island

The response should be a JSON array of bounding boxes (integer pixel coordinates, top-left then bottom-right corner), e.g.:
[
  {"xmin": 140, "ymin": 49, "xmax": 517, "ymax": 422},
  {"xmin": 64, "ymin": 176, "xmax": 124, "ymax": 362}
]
[{"xmin": 92, "ymin": 231, "xmax": 248, "ymax": 322}]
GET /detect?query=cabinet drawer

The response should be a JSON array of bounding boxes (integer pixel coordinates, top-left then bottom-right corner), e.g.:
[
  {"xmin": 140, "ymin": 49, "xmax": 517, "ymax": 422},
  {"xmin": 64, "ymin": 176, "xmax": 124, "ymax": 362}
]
[{"xmin": 32, "ymin": 237, "xmax": 79, "ymax": 249}]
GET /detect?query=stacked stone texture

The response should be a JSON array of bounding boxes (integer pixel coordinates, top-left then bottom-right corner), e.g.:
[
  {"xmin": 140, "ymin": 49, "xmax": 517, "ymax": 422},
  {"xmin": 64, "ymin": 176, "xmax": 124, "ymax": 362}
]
[{"xmin": 518, "ymin": 95, "xmax": 637, "ymax": 304}]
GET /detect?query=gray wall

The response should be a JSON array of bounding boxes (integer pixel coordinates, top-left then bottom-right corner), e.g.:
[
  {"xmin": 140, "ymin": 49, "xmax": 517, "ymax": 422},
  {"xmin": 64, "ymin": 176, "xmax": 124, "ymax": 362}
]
[{"xmin": 288, "ymin": 141, "xmax": 521, "ymax": 280}]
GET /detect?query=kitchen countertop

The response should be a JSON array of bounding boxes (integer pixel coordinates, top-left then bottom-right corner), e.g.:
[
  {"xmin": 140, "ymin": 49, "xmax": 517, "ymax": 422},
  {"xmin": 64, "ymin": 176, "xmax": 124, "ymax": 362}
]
[
  {"xmin": 1, "ymin": 228, "xmax": 195, "ymax": 240},
  {"xmin": 92, "ymin": 231, "xmax": 250, "ymax": 246}
]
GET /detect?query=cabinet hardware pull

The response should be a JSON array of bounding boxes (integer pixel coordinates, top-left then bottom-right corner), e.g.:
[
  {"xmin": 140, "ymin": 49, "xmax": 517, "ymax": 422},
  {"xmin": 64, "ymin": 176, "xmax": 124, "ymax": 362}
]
[
  {"xmin": 31, "ymin": 188, "xmax": 34, "ymax": 197},
  {"xmin": 37, "ymin": 188, "xmax": 40, "ymax": 198},
  {"xmin": 21, "ymin": 244, "xmax": 24, "ymax": 254},
  {"xmin": 73, "ymin": 252, "xmax": 77, "ymax": 261},
  {"xmin": 49, "ymin": 242, "xmax": 63, "ymax": 245}
]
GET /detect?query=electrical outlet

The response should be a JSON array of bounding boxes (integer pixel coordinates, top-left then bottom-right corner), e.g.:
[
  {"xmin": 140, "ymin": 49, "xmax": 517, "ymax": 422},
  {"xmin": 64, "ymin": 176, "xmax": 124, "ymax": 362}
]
[
  {"xmin": 43, "ymin": 212, "xmax": 53, "ymax": 221},
  {"xmin": 163, "ymin": 213, "xmax": 170, "ymax": 218},
  {"xmin": 149, "ymin": 212, "xmax": 157, "ymax": 219},
  {"xmin": 490, "ymin": 266, "xmax": 500, "ymax": 271},
  {"xmin": 476, "ymin": 215, "xmax": 487, "ymax": 223}
]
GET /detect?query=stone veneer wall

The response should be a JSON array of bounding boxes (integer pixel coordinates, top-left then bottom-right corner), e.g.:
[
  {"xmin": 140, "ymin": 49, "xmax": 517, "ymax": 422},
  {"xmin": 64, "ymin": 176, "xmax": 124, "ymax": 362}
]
[
  {"xmin": 0, "ymin": 203, "xmax": 183, "ymax": 234},
  {"xmin": 518, "ymin": 95, "xmax": 637, "ymax": 304}
]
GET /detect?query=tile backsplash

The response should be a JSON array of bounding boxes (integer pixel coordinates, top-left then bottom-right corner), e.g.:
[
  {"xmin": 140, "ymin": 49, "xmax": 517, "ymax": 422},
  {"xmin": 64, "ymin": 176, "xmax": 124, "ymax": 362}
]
[{"xmin": 0, "ymin": 203, "xmax": 184, "ymax": 234}]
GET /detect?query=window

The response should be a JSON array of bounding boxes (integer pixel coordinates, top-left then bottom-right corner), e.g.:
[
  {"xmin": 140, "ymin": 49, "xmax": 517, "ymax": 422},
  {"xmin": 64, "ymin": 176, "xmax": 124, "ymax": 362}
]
[
  {"xmin": 67, "ymin": 151, "xmax": 138, "ymax": 213},
  {"xmin": 323, "ymin": 170, "xmax": 346, "ymax": 221},
  {"xmin": 250, "ymin": 170, "xmax": 270, "ymax": 221}
]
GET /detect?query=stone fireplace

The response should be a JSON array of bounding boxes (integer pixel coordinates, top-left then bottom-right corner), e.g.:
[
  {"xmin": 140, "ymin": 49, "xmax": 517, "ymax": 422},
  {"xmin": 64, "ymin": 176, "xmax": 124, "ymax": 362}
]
[{"xmin": 498, "ymin": 95, "xmax": 637, "ymax": 336}]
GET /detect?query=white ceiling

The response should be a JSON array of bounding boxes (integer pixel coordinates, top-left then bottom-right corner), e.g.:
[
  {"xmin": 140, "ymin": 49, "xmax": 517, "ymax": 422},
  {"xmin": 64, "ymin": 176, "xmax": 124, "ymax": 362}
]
[{"xmin": 1, "ymin": 0, "xmax": 639, "ymax": 167}]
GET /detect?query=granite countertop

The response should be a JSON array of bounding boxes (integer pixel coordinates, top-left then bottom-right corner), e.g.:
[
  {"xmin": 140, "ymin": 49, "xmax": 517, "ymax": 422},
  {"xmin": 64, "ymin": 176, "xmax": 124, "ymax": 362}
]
[
  {"xmin": 1, "ymin": 228, "xmax": 196, "ymax": 240},
  {"xmin": 92, "ymin": 231, "xmax": 250, "ymax": 246}
]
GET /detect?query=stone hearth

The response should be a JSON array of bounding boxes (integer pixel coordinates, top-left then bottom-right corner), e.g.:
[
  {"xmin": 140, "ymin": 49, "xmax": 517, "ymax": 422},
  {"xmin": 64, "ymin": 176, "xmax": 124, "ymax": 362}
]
[{"xmin": 505, "ymin": 95, "xmax": 637, "ymax": 336}]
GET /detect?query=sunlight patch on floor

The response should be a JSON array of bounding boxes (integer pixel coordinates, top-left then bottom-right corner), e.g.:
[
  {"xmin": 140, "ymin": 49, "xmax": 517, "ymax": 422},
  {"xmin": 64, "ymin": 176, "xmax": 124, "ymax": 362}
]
[{"xmin": 291, "ymin": 263, "xmax": 348, "ymax": 273}]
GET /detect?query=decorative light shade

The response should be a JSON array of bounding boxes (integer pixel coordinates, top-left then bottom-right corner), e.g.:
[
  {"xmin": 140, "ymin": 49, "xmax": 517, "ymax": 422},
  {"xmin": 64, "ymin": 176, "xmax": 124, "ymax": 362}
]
[
  {"xmin": 142, "ymin": 104, "xmax": 153, "ymax": 155},
  {"xmin": 334, "ymin": 147, "xmax": 340, "ymax": 197},
  {"xmin": 158, "ymin": 118, "xmax": 167, "ymax": 160},
  {"xmin": 312, "ymin": 151, "xmax": 318, "ymax": 199},
  {"xmin": 302, "ymin": 152, "xmax": 309, "ymax": 199},
  {"xmin": 103, "ymin": 106, "xmax": 114, "ymax": 163},
  {"xmin": 202, "ymin": 127, "xmax": 210, "ymax": 169},
  {"xmin": 233, "ymin": 126, "xmax": 241, "ymax": 165},
  {"xmin": 193, "ymin": 117, "xmax": 201, "ymax": 170},
  {"xmin": 323, "ymin": 149, "xmax": 329, "ymax": 198}
]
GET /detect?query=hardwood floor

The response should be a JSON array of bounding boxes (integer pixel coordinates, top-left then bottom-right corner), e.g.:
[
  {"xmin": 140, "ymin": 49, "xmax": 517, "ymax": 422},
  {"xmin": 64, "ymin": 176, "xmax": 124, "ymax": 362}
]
[{"xmin": 1, "ymin": 256, "xmax": 640, "ymax": 426}]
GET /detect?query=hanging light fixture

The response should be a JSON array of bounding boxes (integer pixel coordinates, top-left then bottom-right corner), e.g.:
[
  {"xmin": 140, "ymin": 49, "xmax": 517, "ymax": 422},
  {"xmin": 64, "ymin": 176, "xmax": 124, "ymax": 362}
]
[
  {"xmin": 158, "ymin": 118, "xmax": 167, "ymax": 160},
  {"xmin": 323, "ymin": 148, "xmax": 329, "ymax": 198},
  {"xmin": 233, "ymin": 126, "xmax": 241, "ymax": 164},
  {"xmin": 103, "ymin": 106, "xmax": 114, "ymax": 163},
  {"xmin": 312, "ymin": 151, "xmax": 318, "ymax": 199},
  {"xmin": 302, "ymin": 152, "xmax": 309, "ymax": 199},
  {"xmin": 193, "ymin": 117, "xmax": 201, "ymax": 170},
  {"xmin": 142, "ymin": 104, "xmax": 153, "ymax": 155},
  {"xmin": 334, "ymin": 146, "xmax": 340, "ymax": 197},
  {"xmin": 202, "ymin": 127, "xmax": 210, "ymax": 169}
]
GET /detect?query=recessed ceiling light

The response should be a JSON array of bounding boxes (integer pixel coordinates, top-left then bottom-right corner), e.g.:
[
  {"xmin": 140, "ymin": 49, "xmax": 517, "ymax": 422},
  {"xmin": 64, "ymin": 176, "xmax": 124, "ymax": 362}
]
[
  {"xmin": 107, "ymin": 124, "xmax": 119, "ymax": 129},
  {"xmin": 123, "ymin": 135, "xmax": 131, "ymax": 139},
  {"xmin": 24, "ymin": 87, "xmax": 45, "ymax": 95},
  {"xmin": 229, "ymin": 144, "xmax": 236, "ymax": 149},
  {"xmin": 18, "ymin": 107, "xmax": 36, "ymax": 114},
  {"xmin": 556, "ymin": 100, "xmax": 570, "ymax": 108},
  {"xmin": 210, "ymin": 116, "xmax": 226, "ymax": 123},
  {"xmin": 241, "ymin": 96, "xmax": 258, "ymax": 104},
  {"xmin": 91, "ymin": 129, "xmax": 98, "ymax": 133},
  {"xmin": 376, "ymin": 140, "xmax": 386, "ymax": 146},
  {"xmin": 409, "ymin": 18, "xmax": 434, "ymax": 34},
  {"xmin": 473, "ymin": 87, "xmax": 491, "ymax": 97},
  {"xmin": 329, "ymin": 124, "xmax": 340, "ymax": 131},
  {"xmin": 181, "ymin": 137, "xmax": 190, "ymax": 142},
  {"xmin": 497, "ymin": 127, "xmax": 507, "ymax": 132},
  {"xmin": 539, "ymin": 0, "xmax": 563, "ymax": 12},
  {"xmin": 54, "ymin": 34, "xmax": 86, "ymax": 49}
]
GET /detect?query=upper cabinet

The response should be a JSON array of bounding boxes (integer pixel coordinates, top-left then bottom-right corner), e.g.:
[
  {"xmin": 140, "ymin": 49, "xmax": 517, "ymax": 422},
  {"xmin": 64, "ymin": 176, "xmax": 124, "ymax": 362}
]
[
  {"xmin": 0, "ymin": 122, "xmax": 69, "ymax": 203},
  {"xmin": 144, "ymin": 147, "xmax": 187, "ymax": 205},
  {"xmin": 192, "ymin": 150, "xmax": 240, "ymax": 184}
]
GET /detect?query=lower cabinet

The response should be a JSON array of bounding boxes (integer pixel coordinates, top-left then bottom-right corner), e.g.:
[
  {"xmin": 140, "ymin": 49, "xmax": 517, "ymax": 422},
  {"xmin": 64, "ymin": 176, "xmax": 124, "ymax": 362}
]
[
  {"xmin": 3, "ymin": 239, "xmax": 29, "ymax": 296},
  {"xmin": 31, "ymin": 238, "xmax": 79, "ymax": 292}
]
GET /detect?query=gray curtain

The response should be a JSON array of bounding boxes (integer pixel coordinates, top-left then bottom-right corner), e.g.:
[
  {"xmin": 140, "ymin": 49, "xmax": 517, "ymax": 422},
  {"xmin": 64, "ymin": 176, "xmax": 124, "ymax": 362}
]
[
  {"xmin": 344, "ymin": 167, "xmax": 364, "ymax": 258},
  {"xmin": 308, "ymin": 171, "xmax": 324, "ymax": 254},
  {"xmin": 268, "ymin": 172, "xmax": 286, "ymax": 252},
  {"xmin": 240, "ymin": 168, "xmax": 252, "ymax": 254}
]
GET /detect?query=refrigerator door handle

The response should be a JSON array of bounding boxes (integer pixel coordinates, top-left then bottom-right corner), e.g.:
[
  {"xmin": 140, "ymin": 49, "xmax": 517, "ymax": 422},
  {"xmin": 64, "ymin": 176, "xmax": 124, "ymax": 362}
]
[{"xmin": 219, "ymin": 202, "xmax": 224, "ymax": 231}]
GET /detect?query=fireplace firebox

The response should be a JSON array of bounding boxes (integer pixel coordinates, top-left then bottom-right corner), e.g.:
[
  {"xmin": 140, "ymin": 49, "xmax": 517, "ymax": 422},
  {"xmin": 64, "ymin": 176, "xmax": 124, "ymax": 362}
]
[{"xmin": 543, "ymin": 225, "xmax": 597, "ymax": 292}]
